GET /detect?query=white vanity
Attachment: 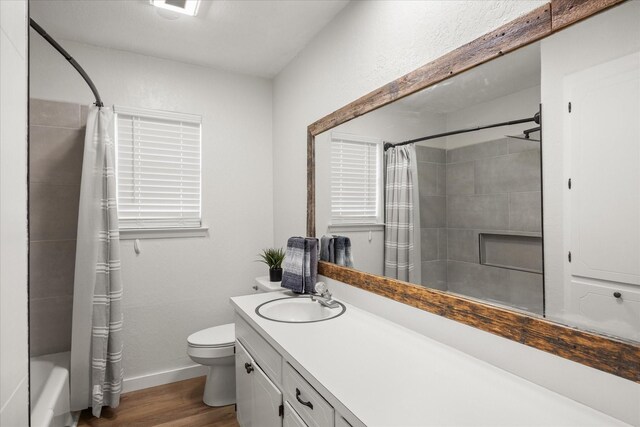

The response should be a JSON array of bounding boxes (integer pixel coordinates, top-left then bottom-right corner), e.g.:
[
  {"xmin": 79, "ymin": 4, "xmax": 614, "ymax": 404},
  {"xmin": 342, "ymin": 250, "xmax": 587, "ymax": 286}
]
[{"xmin": 231, "ymin": 291, "xmax": 627, "ymax": 427}]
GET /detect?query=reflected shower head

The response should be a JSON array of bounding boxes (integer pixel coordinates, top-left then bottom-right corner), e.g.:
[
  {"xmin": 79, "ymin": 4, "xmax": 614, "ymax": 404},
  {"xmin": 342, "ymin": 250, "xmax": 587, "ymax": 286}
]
[{"xmin": 506, "ymin": 126, "xmax": 540, "ymax": 142}]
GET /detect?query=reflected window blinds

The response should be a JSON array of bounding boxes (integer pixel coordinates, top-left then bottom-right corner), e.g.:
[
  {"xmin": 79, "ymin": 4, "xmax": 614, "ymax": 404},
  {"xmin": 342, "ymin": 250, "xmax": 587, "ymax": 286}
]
[
  {"xmin": 330, "ymin": 132, "xmax": 382, "ymax": 224},
  {"xmin": 114, "ymin": 106, "xmax": 202, "ymax": 229}
]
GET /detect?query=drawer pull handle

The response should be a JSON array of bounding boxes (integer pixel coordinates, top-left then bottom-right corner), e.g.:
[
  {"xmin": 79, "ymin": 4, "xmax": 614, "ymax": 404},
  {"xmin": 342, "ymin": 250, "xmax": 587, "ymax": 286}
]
[
  {"xmin": 296, "ymin": 388, "xmax": 313, "ymax": 410},
  {"xmin": 244, "ymin": 362, "xmax": 254, "ymax": 374},
  {"xmin": 613, "ymin": 292, "xmax": 622, "ymax": 299}
]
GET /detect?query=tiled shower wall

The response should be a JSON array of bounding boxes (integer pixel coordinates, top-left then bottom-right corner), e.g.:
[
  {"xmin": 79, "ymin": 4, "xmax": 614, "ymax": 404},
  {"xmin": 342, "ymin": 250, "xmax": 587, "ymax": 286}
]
[
  {"xmin": 416, "ymin": 146, "xmax": 447, "ymax": 290},
  {"xmin": 417, "ymin": 138, "xmax": 543, "ymax": 314},
  {"xmin": 29, "ymin": 99, "xmax": 86, "ymax": 356}
]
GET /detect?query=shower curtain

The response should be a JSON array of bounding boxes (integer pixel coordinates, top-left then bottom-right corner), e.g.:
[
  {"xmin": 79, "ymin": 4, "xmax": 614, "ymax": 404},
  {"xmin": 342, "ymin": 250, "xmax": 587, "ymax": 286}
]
[
  {"xmin": 384, "ymin": 145, "xmax": 418, "ymax": 283},
  {"xmin": 70, "ymin": 106, "xmax": 123, "ymax": 417}
]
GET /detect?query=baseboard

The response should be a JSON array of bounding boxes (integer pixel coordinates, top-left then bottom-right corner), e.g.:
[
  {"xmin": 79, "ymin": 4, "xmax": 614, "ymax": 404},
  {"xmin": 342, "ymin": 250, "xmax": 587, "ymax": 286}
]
[{"xmin": 122, "ymin": 364, "xmax": 208, "ymax": 393}]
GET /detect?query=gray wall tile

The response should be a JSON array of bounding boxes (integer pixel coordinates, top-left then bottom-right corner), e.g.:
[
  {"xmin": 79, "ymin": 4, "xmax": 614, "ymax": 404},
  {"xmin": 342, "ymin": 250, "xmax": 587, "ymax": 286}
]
[
  {"xmin": 29, "ymin": 183, "xmax": 80, "ymax": 241},
  {"xmin": 418, "ymin": 162, "xmax": 438, "ymax": 196},
  {"xmin": 416, "ymin": 145, "xmax": 445, "ymax": 163},
  {"xmin": 446, "ymin": 161, "xmax": 474, "ymax": 195},
  {"xmin": 420, "ymin": 228, "xmax": 439, "ymax": 261},
  {"xmin": 30, "ymin": 99, "xmax": 80, "ymax": 128},
  {"xmin": 29, "ymin": 296, "xmax": 73, "ymax": 356},
  {"xmin": 508, "ymin": 270, "xmax": 544, "ymax": 315},
  {"xmin": 474, "ymin": 150, "xmax": 541, "ymax": 194},
  {"xmin": 420, "ymin": 196, "xmax": 446, "ymax": 228},
  {"xmin": 509, "ymin": 191, "xmax": 542, "ymax": 232},
  {"xmin": 421, "ymin": 260, "xmax": 447, "ymax": 291},
  {"xmin": 437, "ymin": 228, "xmax": 447, "ymax": 260},
  {"xmin": 30, "ymin": 125, "xmax": 84, "ymax": 185},
  {"xmin": 447, "ymin": 194, "xmax": 508, "ymax": 230},
  {"xmin": 508, "ymin": 138, "xmax": 541, "ymax": 154},
  {"xmin": 436, "ymin": 164, "xmax": 446, "ymax": 196},
  {"xmin": 447, "ymin": 229, "xmax": 479, "ymax": 263},
  {"xmin": 446, "ymin": 139, "xmax": 508, "ymax": 164},
  {"xmin": 447, "ymin": 260, "xmax": 510, "ymax": 302},
  {"xmin": 30, "ymin": 240, "xmax": 76, "ymax": 300}
]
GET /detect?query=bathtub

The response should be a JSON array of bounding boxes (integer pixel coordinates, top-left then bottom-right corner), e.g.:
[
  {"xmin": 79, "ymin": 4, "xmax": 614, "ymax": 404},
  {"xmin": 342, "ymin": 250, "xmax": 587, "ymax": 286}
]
[{"xmin": 30, "ymin": 352, "xmax": 74, "ymax": 427}]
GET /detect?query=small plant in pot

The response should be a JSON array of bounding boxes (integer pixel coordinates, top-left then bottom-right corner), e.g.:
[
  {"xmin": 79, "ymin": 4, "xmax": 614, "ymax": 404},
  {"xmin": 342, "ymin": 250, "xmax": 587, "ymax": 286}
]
[{"xmin": 257, "ymin": 248, "xmax": 285, "ymax": 282}]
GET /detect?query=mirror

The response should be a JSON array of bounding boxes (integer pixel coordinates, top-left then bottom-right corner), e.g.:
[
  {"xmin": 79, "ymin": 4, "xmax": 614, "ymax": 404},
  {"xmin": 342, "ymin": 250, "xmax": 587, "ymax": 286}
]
[{"xmin": 314, "ymin": 1, "xmax": 639, "ymax": 345}]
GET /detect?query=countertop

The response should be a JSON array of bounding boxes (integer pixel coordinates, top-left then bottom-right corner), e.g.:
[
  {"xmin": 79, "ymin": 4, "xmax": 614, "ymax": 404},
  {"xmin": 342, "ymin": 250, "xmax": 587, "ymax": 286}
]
[{"xmin": 231, "ymin": 291, "xmax": 627, "ymax": 426}]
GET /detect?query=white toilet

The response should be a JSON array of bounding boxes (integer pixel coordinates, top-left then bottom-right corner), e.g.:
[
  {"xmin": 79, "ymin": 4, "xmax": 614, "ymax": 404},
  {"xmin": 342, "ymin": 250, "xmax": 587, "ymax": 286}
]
[{"xmin": 187, "ymin": 277, "xmax": 283, "ymax": 406}]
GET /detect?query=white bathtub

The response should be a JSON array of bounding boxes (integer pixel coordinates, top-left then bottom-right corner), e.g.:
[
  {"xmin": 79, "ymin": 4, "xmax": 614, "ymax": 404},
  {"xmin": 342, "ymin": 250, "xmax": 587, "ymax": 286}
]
[{"xmin": 30, "ymin": 352, "xmax": 73, "ymax": 427}]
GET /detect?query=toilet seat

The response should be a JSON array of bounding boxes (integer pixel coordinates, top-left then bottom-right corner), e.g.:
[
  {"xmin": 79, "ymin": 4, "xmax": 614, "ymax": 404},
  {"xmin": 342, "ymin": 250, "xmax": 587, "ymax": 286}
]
[{"xmin": 187, "ymin": 323, "xmax": 235, "ymax": 348}]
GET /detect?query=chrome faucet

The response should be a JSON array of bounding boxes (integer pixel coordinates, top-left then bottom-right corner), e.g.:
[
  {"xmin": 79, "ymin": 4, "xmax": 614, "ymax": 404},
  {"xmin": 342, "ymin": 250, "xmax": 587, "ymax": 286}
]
[{"xmin": 310, "ymin": 282, "xmax": 340, "ymax": 309}]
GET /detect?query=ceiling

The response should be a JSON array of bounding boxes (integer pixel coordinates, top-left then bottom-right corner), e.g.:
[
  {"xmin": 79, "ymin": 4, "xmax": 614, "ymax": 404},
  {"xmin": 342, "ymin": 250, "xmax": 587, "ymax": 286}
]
[
  {"xmin": 29, "ymin": 0, "xmax": 350, "ymax": 78},
  {"xmin": 393, "ymin": 42, "xmax": 541, "ymax": 114}
]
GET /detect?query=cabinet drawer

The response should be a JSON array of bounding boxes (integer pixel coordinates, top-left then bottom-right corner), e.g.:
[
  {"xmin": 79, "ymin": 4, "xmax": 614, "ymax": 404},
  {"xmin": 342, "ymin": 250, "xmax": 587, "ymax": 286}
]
[
  {"xmin": 235, "ymin": 315, "xmax": 282, "ymax": 386},
  {"xmin": 284, "ymin": 363, "xmax": 334, "ymax": 427},
  {"xmin": 284, "ymin": 401, "xmax": 308, "ymax": 427}
]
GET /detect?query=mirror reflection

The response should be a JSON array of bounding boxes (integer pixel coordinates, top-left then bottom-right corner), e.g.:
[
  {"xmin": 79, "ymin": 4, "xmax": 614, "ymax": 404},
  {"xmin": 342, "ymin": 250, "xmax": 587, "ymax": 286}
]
[
  {"xmin": 316, "ymin": 0, "xmax": 640, "ymax": 344},
  {"xmin": 317, "ymin": 43, "xmax": 543, "ymax": 312}
]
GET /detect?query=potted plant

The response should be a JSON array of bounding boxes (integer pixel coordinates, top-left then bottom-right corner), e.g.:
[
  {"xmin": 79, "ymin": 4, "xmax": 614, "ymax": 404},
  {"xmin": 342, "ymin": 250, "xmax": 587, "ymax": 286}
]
[{"xmin": 257, "ymin": 248, "xmax": 285, "ymax": 282}]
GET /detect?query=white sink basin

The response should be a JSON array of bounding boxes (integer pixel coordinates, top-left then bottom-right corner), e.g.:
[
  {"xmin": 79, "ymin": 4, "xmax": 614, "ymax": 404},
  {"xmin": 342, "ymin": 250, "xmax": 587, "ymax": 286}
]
[{"xmin": 256, "ymin": 296, "xmax": 346, "ymax": 323}]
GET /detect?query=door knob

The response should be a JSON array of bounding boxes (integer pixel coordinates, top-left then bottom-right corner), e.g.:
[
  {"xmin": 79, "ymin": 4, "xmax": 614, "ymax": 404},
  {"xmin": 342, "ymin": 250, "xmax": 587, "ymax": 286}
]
[{"xmin": 244, "ymin": 362, "xmax": 254, "ymax": 374}]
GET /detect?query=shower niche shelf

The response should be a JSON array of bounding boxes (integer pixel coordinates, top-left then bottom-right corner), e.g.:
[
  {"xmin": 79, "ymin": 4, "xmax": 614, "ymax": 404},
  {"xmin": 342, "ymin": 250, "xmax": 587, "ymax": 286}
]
[{"xmin": 479, "ymin": 233, "xmax": 543, "ymax": 274}]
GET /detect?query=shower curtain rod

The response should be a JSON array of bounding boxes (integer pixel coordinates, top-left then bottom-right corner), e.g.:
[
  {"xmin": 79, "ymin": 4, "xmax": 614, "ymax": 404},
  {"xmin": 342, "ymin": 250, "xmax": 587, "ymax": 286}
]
[
  {"xmin": 383, "ymin": 111, "xmax": 540, "ymax": 151},
  {"xmin": 29, "ymin": 18, "xmax": 104, "ymax": 107}
]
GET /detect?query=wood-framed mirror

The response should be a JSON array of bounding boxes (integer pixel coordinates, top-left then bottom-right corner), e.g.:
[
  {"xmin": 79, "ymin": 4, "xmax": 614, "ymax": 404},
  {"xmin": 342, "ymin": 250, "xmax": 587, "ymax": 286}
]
[{"xmin": 306, "ymin": 0, "xmax": 640, "ymax": 383}]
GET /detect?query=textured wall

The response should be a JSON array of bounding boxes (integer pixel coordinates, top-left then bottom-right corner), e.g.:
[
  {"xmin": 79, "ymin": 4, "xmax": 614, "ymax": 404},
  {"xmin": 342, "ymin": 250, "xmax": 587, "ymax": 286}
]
[
  {"xmin": 0, "ymin": 0, "xmax": 29, "ymax": 424},
  {"xmin": 30, "ymin": 37, "xmax": 274, "ymax": 385}
]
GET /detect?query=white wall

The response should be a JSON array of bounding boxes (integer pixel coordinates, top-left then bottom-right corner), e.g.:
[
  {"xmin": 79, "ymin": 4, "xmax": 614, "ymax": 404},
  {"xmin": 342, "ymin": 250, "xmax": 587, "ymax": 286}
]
[
  {"xmin": 540, "ymin": 0, "xmax": 640, "ymax": 322},
  {"xmin": 273, "ymin": 1, "xmax": 638, "ymax": 425},
  {"xmin": 273, "ymin": 0, "xmax": 546, "ymax": 244},
  {"xmin": 0, "ymin": 0, "xmax": 29, "ymax": 424},
  {"xmin": 30, "ymin": 37, "xmax": 274, "ymax": 386},
  {"xmin": 445, "ymin": 85, "xmax": 541, "ymax": 149}
]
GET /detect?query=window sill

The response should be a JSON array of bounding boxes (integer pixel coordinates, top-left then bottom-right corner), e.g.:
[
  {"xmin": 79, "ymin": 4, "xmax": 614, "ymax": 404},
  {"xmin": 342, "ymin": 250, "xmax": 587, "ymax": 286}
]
[
  {"xmin": 119, "ymin": 227, "xmax": 209, "ymax": 240},
  {"xmin": 328, "ymin": 223, "xmax": 385, "ymax": 232}
]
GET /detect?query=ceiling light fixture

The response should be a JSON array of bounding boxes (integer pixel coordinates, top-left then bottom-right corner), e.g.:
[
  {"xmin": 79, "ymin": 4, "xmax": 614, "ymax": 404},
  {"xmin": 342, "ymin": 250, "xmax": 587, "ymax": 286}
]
[{"xmin": 150, "ymin": 0, "xmax": 201, "ymax": 17}]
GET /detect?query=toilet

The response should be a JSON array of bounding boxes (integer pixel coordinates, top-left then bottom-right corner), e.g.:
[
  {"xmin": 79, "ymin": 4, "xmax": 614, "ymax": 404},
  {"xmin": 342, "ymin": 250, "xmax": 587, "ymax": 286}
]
[{"xmin": 187, "ymin": 277, "xmax": 283, "ymax": 406}]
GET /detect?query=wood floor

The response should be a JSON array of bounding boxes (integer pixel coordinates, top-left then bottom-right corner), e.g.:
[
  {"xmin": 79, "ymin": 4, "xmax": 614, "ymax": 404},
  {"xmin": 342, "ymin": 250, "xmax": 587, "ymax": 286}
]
[{"xmin": 78, "ymin": 377, "xmax": 239, "ymax": 427}]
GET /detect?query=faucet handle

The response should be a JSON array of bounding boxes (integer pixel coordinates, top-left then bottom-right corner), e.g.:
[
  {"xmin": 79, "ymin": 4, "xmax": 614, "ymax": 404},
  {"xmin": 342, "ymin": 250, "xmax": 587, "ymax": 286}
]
[{"xmin": 314, "ymin": 282, "xmax": 328, "ymax": 295}]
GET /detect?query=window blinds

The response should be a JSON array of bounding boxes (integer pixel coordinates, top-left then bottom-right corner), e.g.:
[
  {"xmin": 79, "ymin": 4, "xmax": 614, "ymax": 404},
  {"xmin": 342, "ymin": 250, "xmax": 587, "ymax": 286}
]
[
  {"xmin": 115, "ymin": 106, "xmax": 202, "ymax": 229},
  {"xmin": 330, "ymin": 133, "xmax": 382, "ymax": 223}
]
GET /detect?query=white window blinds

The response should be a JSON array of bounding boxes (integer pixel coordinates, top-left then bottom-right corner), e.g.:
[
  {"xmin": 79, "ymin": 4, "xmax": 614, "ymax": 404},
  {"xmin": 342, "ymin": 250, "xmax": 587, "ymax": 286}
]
[
  {"xmin": 330, "ymin": 132, "xmax": 383, "ymax": 223},
  {"xmin": 115, "ymin": 106, "xmax": 202, "ymax": 229}
]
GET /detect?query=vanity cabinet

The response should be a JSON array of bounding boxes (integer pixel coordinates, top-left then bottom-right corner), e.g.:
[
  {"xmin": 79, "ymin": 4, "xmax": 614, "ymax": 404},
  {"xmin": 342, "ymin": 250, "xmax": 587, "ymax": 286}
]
[
  {"xmin": 235, "ymin": 315, "xmax": 360, "ymax": 427},
  {"xmin": 235, "ymin": 341, "xmax": 283, "ymax": 427}
]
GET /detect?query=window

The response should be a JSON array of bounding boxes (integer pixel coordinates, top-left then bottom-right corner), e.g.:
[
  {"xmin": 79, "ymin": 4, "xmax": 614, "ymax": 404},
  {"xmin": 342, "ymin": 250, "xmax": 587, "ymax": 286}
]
[
  {"xmin": 330, "ymin": 132, "xmax": 383, "ymax": 224},
  {"xmin": 114, "ymin": 106, "xmax": 202, "ymax": 231}
]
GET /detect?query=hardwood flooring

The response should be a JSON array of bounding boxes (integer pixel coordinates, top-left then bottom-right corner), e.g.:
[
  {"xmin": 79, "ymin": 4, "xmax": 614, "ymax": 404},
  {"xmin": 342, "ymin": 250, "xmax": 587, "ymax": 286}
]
[{"xmin": 78, "ymin": 377, "xmax": 239, "ymax": 427}]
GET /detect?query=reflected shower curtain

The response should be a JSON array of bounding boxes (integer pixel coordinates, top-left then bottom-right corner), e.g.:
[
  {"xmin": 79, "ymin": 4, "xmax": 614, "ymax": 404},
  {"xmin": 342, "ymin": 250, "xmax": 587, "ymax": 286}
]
[
  {"xmin": 384, "ymin": 145, "xmax": 418, "ymax": 283},
  {"xmin": 70, "ymin": 106, "xmax": 123, "ymax": 417}
]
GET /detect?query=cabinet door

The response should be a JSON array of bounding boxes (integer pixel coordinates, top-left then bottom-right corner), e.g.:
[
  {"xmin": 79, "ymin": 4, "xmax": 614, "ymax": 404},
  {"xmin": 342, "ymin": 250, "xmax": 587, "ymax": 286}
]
[
  {"xmin": 236, "ymin": 342, "xmax": 253, "ymax": 427},
  {"xmin": 284, "ymin": 402, "xmax": 308, "ymax": 427},
  {"xmin": 252, "ymin": 358, "xmax": 283, "ymax": 427}
]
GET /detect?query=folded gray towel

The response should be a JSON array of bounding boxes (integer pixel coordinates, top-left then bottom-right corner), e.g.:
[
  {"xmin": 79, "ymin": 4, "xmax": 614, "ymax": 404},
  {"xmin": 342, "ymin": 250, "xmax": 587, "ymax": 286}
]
[
  {"xmin": 304, "ymin": 238, "xmax": 318, "ymax": 294},
  {"xmin": 344, "ymin": 237, "xmax": 353, "ymax": 268},
  {"xmin": 320, "ymin": 235, "xmax": 331, "ymax": 261},
  {"xmin": 282, "ymin": 237, "xmax": 305, "ymax": 293},
  {"xmin": 335, "ymin": 236, "xmax": 346, "ymax": 266}
]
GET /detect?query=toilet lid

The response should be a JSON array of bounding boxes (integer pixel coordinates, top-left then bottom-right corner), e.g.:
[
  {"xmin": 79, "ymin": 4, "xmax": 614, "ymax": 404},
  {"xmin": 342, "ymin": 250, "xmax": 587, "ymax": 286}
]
[{"xmin": 187, "ymin": 323, "xmax": 235, "ymax": 348}]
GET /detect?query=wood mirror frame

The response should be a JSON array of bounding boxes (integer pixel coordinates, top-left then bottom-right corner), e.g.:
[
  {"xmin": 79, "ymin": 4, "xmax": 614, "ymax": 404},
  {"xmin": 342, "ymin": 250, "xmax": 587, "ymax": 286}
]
[{"xmin": 306, "ymin": 0, "xmax": 639, "ymax": 383}]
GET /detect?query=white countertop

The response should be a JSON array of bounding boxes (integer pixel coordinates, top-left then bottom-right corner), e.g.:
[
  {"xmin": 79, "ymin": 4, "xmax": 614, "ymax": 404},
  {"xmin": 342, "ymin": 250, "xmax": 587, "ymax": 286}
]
[{"xmin": 231, "ymin": 291, "xmax": 627, "ymax": 427}]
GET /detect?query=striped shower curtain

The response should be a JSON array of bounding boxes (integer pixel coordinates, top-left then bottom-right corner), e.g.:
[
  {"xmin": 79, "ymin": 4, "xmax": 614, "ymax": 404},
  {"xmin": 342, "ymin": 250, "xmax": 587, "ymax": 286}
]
[
  {"xmin": 70, "ymin": 106, "xmax": 123, "ymax": 417},
  {"xmin": 384, "ymin": 145, "xmax": 417, "ymax": 283}
]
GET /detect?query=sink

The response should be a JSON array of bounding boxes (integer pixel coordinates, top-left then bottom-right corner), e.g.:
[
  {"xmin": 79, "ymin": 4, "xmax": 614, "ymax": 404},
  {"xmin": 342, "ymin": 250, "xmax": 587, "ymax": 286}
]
[{"xmin": 256, "ymin": 296, "xmax": 346, "ymax": 323}]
